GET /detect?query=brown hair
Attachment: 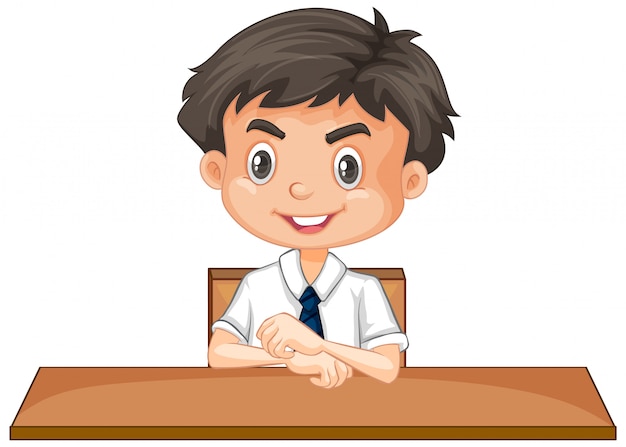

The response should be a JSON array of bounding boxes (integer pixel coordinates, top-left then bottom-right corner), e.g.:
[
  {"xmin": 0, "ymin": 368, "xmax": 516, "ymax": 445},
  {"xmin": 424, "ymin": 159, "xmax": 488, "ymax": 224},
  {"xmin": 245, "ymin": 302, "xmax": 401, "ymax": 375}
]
[{"xmin": 178, "ymin": 8, "xmax": 457, "ymax": 172}]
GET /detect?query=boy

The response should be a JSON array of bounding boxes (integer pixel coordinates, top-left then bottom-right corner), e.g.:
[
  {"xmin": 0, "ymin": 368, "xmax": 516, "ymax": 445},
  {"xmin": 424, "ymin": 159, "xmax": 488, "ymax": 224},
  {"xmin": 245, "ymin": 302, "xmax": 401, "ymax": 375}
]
[{"xmin": 178, "ymin": 8, "xmax": 456, "ymax": 388}]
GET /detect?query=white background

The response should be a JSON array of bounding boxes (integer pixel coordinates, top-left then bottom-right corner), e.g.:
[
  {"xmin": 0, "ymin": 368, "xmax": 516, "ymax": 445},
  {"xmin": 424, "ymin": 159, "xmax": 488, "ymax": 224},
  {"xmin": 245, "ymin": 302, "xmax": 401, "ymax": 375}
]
[{"xmin": 1, "ymin": 1, "xmax": 624, "ymax": 446}]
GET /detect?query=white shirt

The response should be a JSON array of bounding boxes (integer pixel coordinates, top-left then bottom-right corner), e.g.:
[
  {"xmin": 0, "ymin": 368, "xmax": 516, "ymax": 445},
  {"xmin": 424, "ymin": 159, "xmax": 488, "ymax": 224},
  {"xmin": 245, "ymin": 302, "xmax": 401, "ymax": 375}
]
[{"xmin": 212, "ymin": 250, "xmax": 408, "ymax": 352}]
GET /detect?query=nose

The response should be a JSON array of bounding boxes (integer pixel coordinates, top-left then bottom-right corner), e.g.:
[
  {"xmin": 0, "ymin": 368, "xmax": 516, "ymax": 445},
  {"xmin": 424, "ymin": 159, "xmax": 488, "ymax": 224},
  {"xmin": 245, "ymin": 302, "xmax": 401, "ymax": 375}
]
[{"xmin": 289, "ymin": 182, "xmax": 314, "ymax": 200}]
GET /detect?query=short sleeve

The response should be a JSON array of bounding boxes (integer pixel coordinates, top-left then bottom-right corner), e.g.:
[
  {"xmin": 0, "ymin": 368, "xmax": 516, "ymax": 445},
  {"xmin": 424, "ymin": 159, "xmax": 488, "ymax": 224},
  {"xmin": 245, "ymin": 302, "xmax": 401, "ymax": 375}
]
[
  {"xmin": 358, "ymin": 277, "xmax": 409, "ymax": 352},
  {"xmin": 211, "ymin": 275, "xmax": 252, "ymax": 344}
]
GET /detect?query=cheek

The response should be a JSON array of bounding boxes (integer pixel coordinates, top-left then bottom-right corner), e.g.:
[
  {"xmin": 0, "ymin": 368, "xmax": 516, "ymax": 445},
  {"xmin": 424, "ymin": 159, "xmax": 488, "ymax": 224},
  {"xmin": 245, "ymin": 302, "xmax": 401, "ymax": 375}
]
[
  {"xmin": 346, "ymin": 187, "xmax": 402, "ymax": 231},
  {"xmin": 222, "ymin": 177, "xmax": 260, "ymax": 221},
  {"xmin": 347, "ymin": 188, "xmax": 382, "ymax": 224},
  {"xmin": 345, "ymin": 189, "xmax": 370, "ymax": 201},
  {"xmin": 343, "ymin": 155, "xmax": 405, "ymax": 234},
  {"xmin": 225, "ymin": 176, "xmax": 258, "ymax": 200},
  {"xmin": 233, "ymin": 177, "xmax": 258, "ymax": 196}
]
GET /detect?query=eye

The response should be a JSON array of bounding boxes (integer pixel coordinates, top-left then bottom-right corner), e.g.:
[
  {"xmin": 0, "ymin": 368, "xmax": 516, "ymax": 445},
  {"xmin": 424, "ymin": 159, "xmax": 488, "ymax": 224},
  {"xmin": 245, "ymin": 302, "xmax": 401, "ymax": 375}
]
[
  {"xmin": 247, "ymin": 142, "xmax": 276, "ymax": 185},
  {"xmin": 333, "ymin": 147, "xmax": 362, "ymax": 190}
]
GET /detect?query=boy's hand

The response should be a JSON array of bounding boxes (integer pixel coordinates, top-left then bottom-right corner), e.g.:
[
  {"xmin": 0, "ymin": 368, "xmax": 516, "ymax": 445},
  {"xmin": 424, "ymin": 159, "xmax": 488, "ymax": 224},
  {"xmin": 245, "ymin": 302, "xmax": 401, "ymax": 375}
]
[
  {"xmin": 256, "ymin": 313, "xmax": 324, "ymax": 358},
  {"xmin": 286, "ymin": 352, "xmax": 352, "ymax": 388}
]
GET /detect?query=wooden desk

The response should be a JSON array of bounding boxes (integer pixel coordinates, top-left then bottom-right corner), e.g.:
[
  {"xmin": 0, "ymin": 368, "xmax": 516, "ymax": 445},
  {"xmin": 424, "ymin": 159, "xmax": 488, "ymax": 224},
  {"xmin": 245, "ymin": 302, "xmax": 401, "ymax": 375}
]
[{"xmin": 11, "ymin": 367, "xmax": 615, "ymax": 440}]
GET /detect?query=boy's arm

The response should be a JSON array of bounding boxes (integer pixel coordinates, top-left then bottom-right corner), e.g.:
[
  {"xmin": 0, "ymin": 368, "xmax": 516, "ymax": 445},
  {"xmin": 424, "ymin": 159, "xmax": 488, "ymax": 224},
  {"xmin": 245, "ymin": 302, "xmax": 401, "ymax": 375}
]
[
  {"xmin": 318, "ymin": 342, "xmax": 399, "ymax": 384},
  {"xmin": 257, "ymin": 313, "xmax": 401, "ymax": 383},
  {"xmin": 208, "ymin": 328, "xmax": 287, "ymax": 368},
  {"xmin": 209, "ymin": 328, "xmax": 353, "ymax": 387}
]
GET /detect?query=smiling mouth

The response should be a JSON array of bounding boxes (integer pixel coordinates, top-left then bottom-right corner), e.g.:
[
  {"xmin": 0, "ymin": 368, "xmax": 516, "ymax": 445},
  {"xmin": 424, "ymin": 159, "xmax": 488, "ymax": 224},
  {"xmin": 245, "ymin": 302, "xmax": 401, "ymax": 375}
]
[{"xmin": 279, "ymin": 213, "xmax": 336, "ymax": 234}]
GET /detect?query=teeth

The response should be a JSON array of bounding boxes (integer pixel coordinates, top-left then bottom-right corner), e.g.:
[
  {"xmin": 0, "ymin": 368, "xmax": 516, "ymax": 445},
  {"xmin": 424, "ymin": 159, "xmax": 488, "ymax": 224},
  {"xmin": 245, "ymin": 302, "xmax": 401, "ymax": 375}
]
[{"xmin": 292, "ymin": 215, "xmax": 328, "ymax": 226}]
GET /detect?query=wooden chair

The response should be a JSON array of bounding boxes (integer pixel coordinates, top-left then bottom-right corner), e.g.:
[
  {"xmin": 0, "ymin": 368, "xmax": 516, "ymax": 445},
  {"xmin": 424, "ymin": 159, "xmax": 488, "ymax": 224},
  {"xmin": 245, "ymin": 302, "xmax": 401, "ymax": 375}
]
[{"xmin": 208, "ymin": 267, "xmax": 407, "ymax": 367}]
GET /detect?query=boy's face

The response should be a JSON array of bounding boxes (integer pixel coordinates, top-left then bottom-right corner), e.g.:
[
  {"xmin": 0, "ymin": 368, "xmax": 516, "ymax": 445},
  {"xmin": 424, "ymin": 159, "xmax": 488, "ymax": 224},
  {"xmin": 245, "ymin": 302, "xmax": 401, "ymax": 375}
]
[{"xmin": 201, "ymin": 93, "xmax": 427, "ymax": 249}]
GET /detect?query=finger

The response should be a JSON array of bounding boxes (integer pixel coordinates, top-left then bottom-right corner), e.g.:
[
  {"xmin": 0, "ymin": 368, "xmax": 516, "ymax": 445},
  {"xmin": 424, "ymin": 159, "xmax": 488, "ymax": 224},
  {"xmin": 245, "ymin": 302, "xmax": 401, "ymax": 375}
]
[
  {"xmin": 257, "ymin": 320, "xmax": 277, "ymax": 339},
  {"xmin": 266, "ymin": 335, "xmax": 284, "ymax": 357},
  {"xmin": 273, "ymin": 339, "xmax": 295, "ymax": 359},
  {"xmin": 346, "ymin": 365, "xmax": 353, "ymax": 378},
  {"xmin": 335, "ymin": 361, "xmax": 349, "ymax": 388},
  {"xmin": 256, "ymin": 317, "xmax": 277, "ymax": 340},
  {"xmin": 319, "ymin": 365, "xmax": 331, "ymax": 388},
  {"xmin": 258, "ymin": 315, "xmax": 277, "ymax": 332},
  {"xmin": 324, "ymin": 361, "xmax": 339, "ymax": 389},
  {"xmin": 258, "ymin": 324, "xmax": 279, "ymax": 353},
  {"xmin": 310, "ymin": 377, "xmax": 324, "ymax": 387}
]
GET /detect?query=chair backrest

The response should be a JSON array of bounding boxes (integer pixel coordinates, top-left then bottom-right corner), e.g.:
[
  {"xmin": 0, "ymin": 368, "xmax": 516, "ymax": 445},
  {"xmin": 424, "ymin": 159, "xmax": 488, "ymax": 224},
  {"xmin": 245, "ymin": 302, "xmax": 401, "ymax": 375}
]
[{"xmin": 208, "ymin": 267, "xmax": 406, "ymax": 367}]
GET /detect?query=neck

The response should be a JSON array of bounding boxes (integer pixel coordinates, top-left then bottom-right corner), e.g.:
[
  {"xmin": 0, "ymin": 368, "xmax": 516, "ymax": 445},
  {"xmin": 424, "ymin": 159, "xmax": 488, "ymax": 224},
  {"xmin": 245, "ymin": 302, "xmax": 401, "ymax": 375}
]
[
  {"xmin": 299, "ymin": 248, "xmax": 329, "ymax": 285},
  {"xmin": 299, "ymin": 248, "xmax": 328, "ymax": 264}
]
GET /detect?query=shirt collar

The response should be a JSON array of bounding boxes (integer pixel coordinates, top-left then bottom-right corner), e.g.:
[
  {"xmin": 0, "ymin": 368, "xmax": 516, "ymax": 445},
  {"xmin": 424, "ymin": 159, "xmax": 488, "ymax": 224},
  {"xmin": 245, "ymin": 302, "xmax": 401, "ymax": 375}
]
[{"xmin": 279, "ymin": 249, "xmax": 346, "ymax": 301}]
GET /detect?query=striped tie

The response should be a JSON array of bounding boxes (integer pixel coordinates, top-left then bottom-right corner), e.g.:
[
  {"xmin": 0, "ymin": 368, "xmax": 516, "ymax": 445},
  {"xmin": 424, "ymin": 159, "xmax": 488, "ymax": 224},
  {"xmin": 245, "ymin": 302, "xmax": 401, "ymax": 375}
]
[{"xmin": 299, "ymin": 286, "xmax": 324, "ymax": 338}]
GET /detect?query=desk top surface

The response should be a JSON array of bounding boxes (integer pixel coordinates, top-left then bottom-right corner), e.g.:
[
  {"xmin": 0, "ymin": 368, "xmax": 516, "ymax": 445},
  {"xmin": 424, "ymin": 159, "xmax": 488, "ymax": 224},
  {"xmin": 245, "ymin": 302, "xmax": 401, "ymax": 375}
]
[{"xmin": 11, "ymin": 367, "xmax": 615, "ymax": 440}]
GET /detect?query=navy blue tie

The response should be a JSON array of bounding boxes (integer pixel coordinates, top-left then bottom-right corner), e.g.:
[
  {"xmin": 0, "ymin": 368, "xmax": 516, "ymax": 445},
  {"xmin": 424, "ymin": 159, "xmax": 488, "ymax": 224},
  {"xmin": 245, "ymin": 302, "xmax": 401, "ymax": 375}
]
[{"xmin": 299, "ymin": 286, "xmax": 324, "ymax": 338}]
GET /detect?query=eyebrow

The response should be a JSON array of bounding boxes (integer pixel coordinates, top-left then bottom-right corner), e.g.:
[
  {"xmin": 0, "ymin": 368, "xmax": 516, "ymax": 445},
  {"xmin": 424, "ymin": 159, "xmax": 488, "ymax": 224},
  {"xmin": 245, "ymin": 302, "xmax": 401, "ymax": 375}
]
[
  {"xmin": 325, "ymin": 123, "xmax": 371, "ymax": 145},
  {"xmin": 246, "ymin": 119, "xmax": 285, "ymax": 140}
]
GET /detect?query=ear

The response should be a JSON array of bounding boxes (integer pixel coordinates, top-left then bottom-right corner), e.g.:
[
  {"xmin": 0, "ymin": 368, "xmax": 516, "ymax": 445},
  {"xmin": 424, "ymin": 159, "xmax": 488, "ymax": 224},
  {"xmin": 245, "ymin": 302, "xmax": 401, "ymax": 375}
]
[
  {"xmin": 199, "ymin": 150, "xmax": 226, "ymax": 190},
  {"xmin": 402, "ymin": 160, "xmax": 428, "ymax": 199}
]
